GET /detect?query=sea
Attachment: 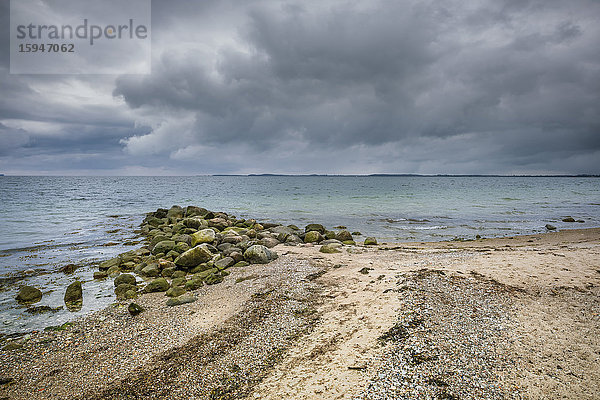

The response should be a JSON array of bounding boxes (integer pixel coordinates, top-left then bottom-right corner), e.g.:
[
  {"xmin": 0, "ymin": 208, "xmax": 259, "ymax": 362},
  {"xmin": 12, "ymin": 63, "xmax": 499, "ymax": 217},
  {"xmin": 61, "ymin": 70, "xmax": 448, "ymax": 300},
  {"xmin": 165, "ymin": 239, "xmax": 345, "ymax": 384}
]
[{"xmin": 1, "ymin": 175, "xmax": 599, "ymax": 335}]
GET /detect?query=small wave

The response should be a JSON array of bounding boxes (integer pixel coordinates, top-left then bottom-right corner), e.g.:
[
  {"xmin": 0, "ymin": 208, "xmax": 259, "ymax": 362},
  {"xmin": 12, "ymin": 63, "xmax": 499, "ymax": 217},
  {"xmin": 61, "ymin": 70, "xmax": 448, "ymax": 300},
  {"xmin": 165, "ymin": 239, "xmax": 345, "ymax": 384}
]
[
  {"xmin": 396, "ymin": 225, "xmax": 449, "ymax": 230},
  {"xmin": 379, "ymin": 218, "xmax": 407, "ymax": 223}
]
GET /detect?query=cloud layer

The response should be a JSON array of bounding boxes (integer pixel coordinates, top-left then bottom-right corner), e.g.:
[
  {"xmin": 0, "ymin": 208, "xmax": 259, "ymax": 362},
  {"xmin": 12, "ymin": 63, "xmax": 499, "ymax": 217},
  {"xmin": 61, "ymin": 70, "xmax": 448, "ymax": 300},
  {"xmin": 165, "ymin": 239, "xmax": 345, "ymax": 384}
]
[{"xmin": 1, "ymin": 0, "xmax": 599, "ymax": 174}]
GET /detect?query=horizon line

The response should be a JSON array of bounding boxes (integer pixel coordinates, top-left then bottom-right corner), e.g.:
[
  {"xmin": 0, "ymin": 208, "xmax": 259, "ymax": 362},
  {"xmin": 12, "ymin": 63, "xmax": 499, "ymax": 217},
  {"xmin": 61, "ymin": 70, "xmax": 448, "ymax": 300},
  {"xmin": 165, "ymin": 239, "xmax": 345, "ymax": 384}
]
[{"xmin": 3, "ymin": 173, "xmax": 599, "ymax": 178}]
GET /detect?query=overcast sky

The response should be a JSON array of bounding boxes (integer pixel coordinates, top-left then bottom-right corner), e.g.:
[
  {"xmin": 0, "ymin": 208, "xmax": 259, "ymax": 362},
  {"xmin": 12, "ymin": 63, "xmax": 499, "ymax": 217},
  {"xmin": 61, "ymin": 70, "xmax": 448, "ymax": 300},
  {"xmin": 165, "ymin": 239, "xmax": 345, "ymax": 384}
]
[{"xmin": 1, "ymin": 0, "xmax": 599, "ymax": 175}]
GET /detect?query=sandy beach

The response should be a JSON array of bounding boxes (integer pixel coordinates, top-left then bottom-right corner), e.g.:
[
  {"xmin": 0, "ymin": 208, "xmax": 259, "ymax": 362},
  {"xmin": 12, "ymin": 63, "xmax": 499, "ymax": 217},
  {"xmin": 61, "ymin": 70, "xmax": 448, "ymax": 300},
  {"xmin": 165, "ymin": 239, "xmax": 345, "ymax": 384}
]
[{"xmin": 1, "ymin": 228, "xmax": 599, "ymax": 399}]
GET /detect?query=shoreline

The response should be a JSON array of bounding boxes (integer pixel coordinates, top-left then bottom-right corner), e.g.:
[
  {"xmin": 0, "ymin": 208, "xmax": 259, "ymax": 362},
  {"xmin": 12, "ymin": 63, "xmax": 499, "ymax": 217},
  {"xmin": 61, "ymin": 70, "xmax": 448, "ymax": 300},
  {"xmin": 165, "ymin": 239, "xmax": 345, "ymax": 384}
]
[
  {"xmin": 3, "ymin": 226, "xmax": 599, "ymax": 338},
  {"xmin": 1, "ymin": 212, "xmax": 599, "ymax": 398}
]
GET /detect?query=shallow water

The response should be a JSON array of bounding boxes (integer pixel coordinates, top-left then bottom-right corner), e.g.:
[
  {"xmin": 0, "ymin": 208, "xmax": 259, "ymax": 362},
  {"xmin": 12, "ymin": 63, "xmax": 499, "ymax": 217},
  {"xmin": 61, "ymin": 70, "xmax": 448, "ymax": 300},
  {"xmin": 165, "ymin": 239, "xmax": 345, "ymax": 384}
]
[{"xmin": 1, "ymin": 175, "xmax": 599, "ymax": 334}]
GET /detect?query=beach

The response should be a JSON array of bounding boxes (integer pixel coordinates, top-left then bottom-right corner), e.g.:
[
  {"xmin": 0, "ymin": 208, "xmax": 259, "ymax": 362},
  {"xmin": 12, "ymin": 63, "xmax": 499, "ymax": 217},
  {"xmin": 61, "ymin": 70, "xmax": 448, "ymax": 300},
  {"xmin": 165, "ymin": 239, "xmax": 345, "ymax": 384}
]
[{"xmin": 1, "ymin": 224, "xmax": 599, "ymax": 399}]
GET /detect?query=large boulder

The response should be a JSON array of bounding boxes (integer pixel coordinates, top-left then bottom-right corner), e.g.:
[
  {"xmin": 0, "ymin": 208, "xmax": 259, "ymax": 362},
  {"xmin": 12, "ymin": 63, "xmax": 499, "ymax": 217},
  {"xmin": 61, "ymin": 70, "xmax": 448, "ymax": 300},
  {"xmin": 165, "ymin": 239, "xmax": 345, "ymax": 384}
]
[
  {"xmin": 15, "ymin": 286, "xmax": 42, "ymax": 304},
  {"xmin": 185, "ymin": 206, "xmax": 209, "ymax": 218},
  {"xmin": 305, "ymin": 223, "xmax": 325, "ymax": 234},
  {"xmin": 183, "ymin": 216, "xmax": 208, "ymax": 230},
  {"xmin": 364, "ymin": 237, "xmax": 378, "ymax": 246},
  {"xmin": 64, "ymin": 281, "xmax": 83, "ymax": 311},
  {"xmin": 144, "ymin": 278, "xmax": 170, "ymax": 293},
  {"xmin": 174, "ymin": 244, "xmax": 214, "ymax": 268},
  {"xmin": 335, "ymin": 230, "xmax": 353, "ymax": 242},
  {"xmin": 304, "ymin": 231, "xmax": 324, "ymax": 243},
  {"xmin": 149, "ymin": 235, "xmax": 170, "ymax": 249},
  {"xmin": 114, "ymin": 273, "xmax": 136, "ymax": 287},
  {"xmin": 190, "ymin": 229, "xmax": 216, "ymax": 246},
  {"xmin": 141, "ymin": 263, "xmax": 160, "ymax": 277},
  {"xmin": 167, "ymin": 205, "xmax": 184, "ymax": 220},
  {"xmin": 152, "ymin": 240, "xmax": 176, "ymax": 255},
  {"xmin": 243, "ymin": 245, "xmax": 278, "ymax": 264},
  {"xmin": 259, "ymin": 237, "xmax": 280, "ymax": 248},
  {"xmin": 115, "ymin": 283, "xmax": 137, "ymax": 299}
]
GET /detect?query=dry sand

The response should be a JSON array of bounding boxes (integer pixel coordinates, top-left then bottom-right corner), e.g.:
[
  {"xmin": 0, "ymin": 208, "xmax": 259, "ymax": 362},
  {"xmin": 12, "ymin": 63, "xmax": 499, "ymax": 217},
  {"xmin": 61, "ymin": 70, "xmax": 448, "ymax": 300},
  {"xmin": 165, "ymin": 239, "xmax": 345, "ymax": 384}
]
[{"xmin": 1, "ymin": 228, "xmax": 599, "ymax": 399}]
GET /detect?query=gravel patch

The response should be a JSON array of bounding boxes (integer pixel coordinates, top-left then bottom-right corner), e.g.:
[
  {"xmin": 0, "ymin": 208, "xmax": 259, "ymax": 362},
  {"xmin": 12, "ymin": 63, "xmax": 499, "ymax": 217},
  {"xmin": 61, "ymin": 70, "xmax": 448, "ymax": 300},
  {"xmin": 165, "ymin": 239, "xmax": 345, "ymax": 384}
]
[{"xmin": 357, "ymin": 269, "xmax": 524, "ymax": 400}]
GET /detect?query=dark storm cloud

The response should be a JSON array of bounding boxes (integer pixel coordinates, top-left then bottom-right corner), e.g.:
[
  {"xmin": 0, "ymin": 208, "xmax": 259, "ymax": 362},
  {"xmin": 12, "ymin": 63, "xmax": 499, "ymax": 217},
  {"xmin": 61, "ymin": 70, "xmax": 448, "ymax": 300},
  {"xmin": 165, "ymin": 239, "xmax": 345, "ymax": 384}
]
[
  {"xmin": 1, "ymin": 0, "xmax": 599, "ymax": 174},
  {"xmin": 112, "ymin": 0, "xmax": 600, "ymax": 174}
]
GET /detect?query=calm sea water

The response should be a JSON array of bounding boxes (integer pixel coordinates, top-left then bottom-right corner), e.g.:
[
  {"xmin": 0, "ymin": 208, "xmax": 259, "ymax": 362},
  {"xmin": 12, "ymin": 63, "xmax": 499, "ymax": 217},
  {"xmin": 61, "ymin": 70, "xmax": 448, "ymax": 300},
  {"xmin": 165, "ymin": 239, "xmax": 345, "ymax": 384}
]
[{"xmin": 1, "ymin": 175, "xmax": 599, "ymax": 335}]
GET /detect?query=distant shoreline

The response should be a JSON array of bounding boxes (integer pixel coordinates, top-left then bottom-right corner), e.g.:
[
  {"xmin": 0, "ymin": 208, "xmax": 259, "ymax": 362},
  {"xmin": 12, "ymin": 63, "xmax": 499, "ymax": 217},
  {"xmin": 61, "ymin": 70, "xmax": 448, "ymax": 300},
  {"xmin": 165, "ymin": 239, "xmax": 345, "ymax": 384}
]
[
  {"xmin": 1, "ymin": 174, "xmax": 599, "ymax": 177},
  {"xmin": 218, "ymin": 173, "xmax": 600, "ymax": 177}
]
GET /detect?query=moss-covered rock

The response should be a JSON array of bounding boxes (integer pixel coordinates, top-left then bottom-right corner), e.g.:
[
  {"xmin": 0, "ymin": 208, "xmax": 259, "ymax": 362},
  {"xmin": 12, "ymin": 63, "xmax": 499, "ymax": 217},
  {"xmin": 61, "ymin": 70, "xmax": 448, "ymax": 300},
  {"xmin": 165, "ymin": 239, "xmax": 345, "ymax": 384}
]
[
  {"xmin": 107, "ymin": 265, "xmax": 121, "ymax": 278},
  {"xmin": 174, "ymin": 242, "xmax": 190, "ymax": 254},
  {"xmin": 190, "ymin": 263, "xmax": 211, "ymax": 273},
  {"xmin": 128, "ymin": 302, "xmax": 144, "ymax": 316},
  {"xmin": 243, "ymin": 245, "xmax": 278, "ymax": 264},
  {"xmin": 305, "ymin": 223, "xmax": 325, "ymax": 234},
  {"xmin": 115, "ymin": 283, "xmax": 137, "ymax": 299},
  {"xmin": 336, "ymin": 230, "xmax": 353, "ymax": 242},
  {"xmin": 190, "ymin": 229, "xmax": 217, "ymax": 246},
  {"xmin": 152, "ymin": 240, "xmax": 176, "ymax": 255},
  {"xmin": 205, "ymin": 273, "xmax": 224, "ymax": 285},
  {"xmin": 172, "ymin": 270, "xmax": 186, "ymax": 279},
  {"xmin": 93, "ymin": 271, "xmax": 108, "ymax": 280},
  {"xmin": 320, "ymin": 243, "xmax": 342, "ymax": 253},
  {"xmin": 184, "ymin": 278, "xmax": 203, "ymax": 291},
  {"xmin": 149, "ymin": 235, "xmax": 170, "ymax": 249},
  {"xmin": 165, "ymin": 286, "xmax": 186, "ymax": 297},
  {"xmin": 141, "ymin": 263, "xmax": 160, "ymax": 277},
  {"xmin": 232, "ymin": 261, "xmax": 249, "ymax": 268},
  {"xmin": 15, "ymin": 286, "xmax": 43, "ymax": 304},
  {"xmin": 64, "ymin": 281, "xmax": 83, "ymax": 311},
  {"xmin": 285, "ymin": 235, "xmax": 303, "ymax": 244},
  {"xmin": 171, "ymin": 277, "xmax": 187, "ymax": 287},
  {"xmin": 324, "ymin": 230, "xmax": 337, "ymax": 240},
  {"xmin": 167, "ymin": 205, "xmax": 184, "ymax": 221},
  {"xmin": 166, "ymin": 295, "xmax": 197, "ymax": 307},
  {"xmin": 114, "ymin": 273, "xmax": 136, "ymax": 287},
  {"xmin": 174, "ymin": 244, "xmax": 214, "ymax": 268},
  {"xmin": 99, "ymin": 257, "xmax": 120, "ymax": 271},
  {"xmin": 194, "ymin": 268, "xmax": 218, "ymax": 281},
  {"xmin": 304, "ymin": 231, "xmax": 324, "ymax": 243},
  {"xmin": 183, "ymin": 216, "xmax": 208, "ymax": 230},
  {"xmin": 364, "ymin": 237, "xmax": 378, "ymax": 246},
  {"xmin": 144, "ymin": 278, "xmax": 170, "ymax": 293}
]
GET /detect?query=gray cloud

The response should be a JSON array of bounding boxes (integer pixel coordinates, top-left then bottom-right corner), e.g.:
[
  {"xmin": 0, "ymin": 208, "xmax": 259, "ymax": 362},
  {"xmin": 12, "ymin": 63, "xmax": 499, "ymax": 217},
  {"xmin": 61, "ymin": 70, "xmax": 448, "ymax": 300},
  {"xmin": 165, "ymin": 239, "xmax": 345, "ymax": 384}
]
[{"xmin": 1, "ymin": 0, "xmax": 599, "ymax": 174}]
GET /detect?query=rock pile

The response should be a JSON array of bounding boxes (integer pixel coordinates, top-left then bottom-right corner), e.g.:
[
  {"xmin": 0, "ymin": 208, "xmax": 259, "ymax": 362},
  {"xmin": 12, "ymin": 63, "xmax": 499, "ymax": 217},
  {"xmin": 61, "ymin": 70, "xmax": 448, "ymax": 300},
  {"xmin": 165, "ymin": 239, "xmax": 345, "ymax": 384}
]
[{"xmin": 92, "ymin": 205, "xmax": 359, "ymax": 306}]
